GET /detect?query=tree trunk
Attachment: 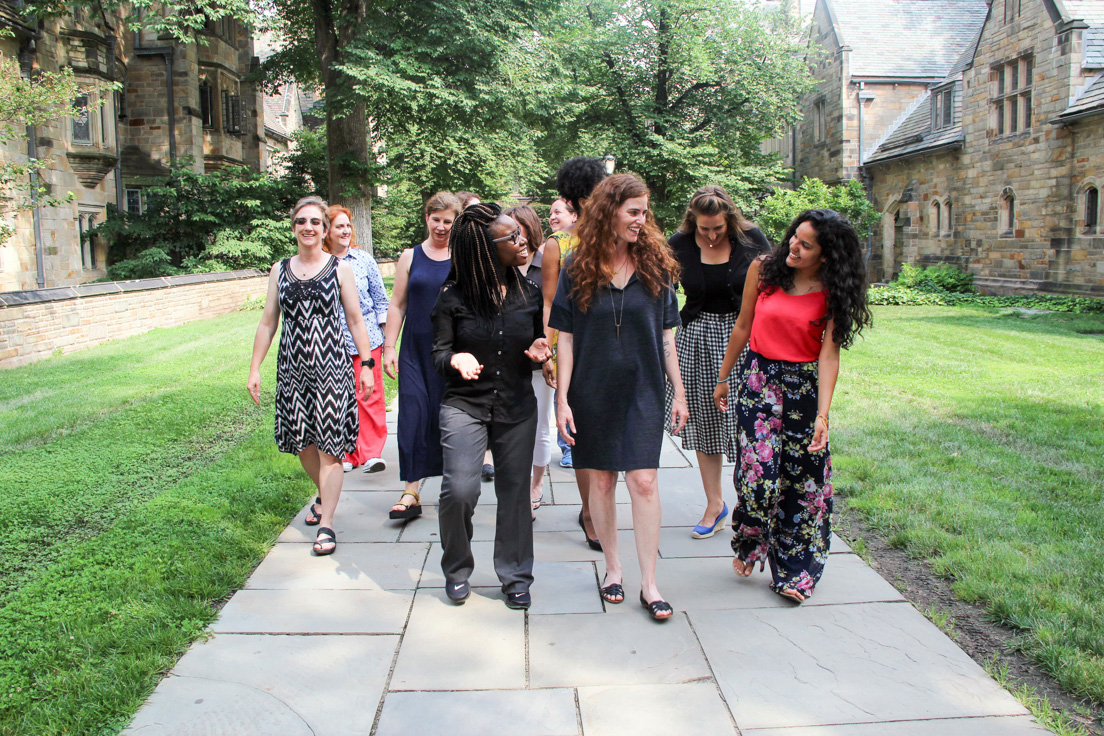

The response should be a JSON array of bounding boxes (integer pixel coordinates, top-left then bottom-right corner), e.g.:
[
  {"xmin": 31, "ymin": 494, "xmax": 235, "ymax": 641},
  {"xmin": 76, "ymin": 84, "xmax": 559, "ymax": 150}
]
[
  {"xmin": 326, "ymin": 100, "xmax": 374, "ymax": 254},
  {"xmin": 312, "ymin": 0, "xmax": 374, "ymax": 255}
]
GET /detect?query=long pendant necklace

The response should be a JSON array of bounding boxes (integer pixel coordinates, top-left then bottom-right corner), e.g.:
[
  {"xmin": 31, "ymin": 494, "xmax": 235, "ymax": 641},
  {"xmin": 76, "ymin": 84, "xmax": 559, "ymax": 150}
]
[
  {"xmin": 609, "ymin": 283, "xmax": 626, "ymax": 340},
  {"xmin": 610, "ymin": 255, "xmax": 629, "ymax": 340}
]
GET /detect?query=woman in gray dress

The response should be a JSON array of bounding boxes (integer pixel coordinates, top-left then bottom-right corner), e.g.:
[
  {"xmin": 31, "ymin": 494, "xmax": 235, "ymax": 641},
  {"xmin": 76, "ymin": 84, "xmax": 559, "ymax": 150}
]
[{"xmin": 549, "ymin": 174, "xmax": 689, "ymax": 620}]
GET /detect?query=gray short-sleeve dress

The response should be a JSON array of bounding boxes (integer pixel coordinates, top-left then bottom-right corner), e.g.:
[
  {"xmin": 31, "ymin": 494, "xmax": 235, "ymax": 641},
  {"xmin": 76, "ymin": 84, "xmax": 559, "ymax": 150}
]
[{"xmin": 549, "ymin": 260, "xmax": 681, "ymax": 471}]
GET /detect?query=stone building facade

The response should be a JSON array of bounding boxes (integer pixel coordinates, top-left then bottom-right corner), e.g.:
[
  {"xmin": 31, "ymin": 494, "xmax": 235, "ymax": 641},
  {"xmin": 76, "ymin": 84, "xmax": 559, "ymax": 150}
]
[
  {"xmin": 0, "ymin": 4, "xmax": 266, "ymax": 293},
  {"xmin": 787, "ymin": 0, "xmax": 1104, "ymax": 295},
  {"xmin": 864, "ymin": 0, "xmax": 1104, "ymax": 296}
]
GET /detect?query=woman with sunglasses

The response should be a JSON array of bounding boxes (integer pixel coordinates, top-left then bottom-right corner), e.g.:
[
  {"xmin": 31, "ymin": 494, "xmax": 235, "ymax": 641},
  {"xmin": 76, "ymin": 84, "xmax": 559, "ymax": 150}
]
[
  {"xmin": 432, "ymin": 203, "xmax": 551, "ymax": 609},
  {"xmin": 247, "ymin": 196, "xmax": 375, "ymax": 556}
]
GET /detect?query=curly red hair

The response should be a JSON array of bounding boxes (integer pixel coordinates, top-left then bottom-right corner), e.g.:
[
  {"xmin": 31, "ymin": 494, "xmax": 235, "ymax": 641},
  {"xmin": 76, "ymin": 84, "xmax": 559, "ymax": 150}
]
[{"xmin": 569, "ymin": 174, "xmax": 679, "ymax": 312}]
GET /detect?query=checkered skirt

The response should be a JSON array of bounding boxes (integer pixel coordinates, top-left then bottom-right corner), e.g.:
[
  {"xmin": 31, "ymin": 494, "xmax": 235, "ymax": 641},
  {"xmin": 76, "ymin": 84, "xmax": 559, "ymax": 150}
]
[{"xmin": 664, "ymin": 311, "xmax": 740, "ymax": 461}]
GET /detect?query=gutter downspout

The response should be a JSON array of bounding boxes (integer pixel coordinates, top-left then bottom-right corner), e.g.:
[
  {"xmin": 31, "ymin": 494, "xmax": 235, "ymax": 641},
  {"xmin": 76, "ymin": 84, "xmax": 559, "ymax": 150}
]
[
  {"xmin": 18, "ymin": 38, "xmax": 46, "ymax": 288},
  {"xmin": 857, "ymin": 83, "xmax": 877, "ymax": 268},
  {"xmin": 134, "ymin": 43, "xmax": 176, "ymax": 165},
  {"xmin": 109, "ymin": 35, "xmax": 124, "ymax": 211}
]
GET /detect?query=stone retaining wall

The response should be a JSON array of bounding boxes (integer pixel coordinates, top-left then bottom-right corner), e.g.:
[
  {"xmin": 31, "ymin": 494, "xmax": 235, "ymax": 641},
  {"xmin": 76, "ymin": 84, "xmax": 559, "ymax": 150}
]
[{"xmin": 0, "ymin": 270, "xmax": 268, "ymax": 369}]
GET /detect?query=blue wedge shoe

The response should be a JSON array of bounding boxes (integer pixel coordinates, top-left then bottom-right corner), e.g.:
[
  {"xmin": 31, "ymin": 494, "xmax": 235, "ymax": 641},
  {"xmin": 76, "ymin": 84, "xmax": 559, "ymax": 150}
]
[{"xmin": 691, "ymin": 502, "xmax": 728, "ymax": 539}]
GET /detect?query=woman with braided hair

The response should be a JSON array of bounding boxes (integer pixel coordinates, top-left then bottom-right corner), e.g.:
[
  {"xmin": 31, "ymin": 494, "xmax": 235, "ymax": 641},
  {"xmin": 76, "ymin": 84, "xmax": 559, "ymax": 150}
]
[
  {"xmin": 431, "ymin": 202, "xmax": 552, "ymax": 610},
  {"xmin": 549, "ymin": 174, "xmax": 689, "ymax": 621}
]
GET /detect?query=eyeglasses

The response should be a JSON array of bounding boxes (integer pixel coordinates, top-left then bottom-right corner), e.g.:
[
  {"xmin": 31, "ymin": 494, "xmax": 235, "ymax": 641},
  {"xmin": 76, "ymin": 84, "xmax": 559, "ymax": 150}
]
[
  {"xmin": 491, "ymin": 227, "xmax": 522, "ymax": 244},
  {"xmin": 294, "ymin": 217, "xmax": 325, "ymax": 226}
]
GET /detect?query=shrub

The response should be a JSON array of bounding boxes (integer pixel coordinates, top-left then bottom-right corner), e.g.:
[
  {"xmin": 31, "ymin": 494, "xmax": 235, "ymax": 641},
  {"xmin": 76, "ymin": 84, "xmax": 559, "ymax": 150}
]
[
  {"xmin": 104, "ymin": 248, "xmax": 179, "ymax": 280},
  {"xmin": 896, "ymin": 263, "xmax": 975, "ymax": 293},
  {"xmin": 869, "ymin": 283, "xmax": 1104, "ymax": 313},
  {"xmin": 755, "ymin": 178, "xmax": 882, "ymax": 246}
]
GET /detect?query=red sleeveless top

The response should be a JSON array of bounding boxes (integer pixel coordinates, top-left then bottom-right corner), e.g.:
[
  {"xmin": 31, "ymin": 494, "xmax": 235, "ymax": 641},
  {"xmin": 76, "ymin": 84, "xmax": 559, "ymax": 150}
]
[{"xmin": 749, "ymin": 288, "xmax": 829, "ymax": 363}]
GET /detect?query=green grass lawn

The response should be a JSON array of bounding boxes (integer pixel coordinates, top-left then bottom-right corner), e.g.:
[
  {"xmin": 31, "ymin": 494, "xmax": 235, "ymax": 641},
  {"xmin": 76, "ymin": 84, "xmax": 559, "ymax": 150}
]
[
  {"xmin": 0, "ymin": 302, "xmax": 1101, "ymax": 733},
  {"xmin": 833, "ymin": 306, "xmax": 1104, "ymax": 707}
]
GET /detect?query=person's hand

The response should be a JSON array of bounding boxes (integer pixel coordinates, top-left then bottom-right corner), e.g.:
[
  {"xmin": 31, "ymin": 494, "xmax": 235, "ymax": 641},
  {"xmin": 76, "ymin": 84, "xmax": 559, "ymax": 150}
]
[
  {"xmin": 542, "ymin": 360, "xmax": 557, "ymax": 389},
  {"xmin": 451, "ymin": 353, "xmax": 482, "ymax": 380},
  {"xmin": 713, "ymin": 381, "xmax": 730, "ymax": 412},
  {"xmin": 525, "ymin": 337, "xmax": 552, "ymax": 364},
  {"xmin": 358, "ymin": 365, "xmax": 375, "ymax": 399},
  {"xmin": 670, "ymin": 395, "xmax": 689, "ymax": 434},
  {"xmin": 809, "ymin": 415, "xmax": 829, "ymax": 452},
  {"xmin": 247, "ymin": 371, "xmax": 261, "ymax": 405},
  {"xmin": 556, "ymin": 401, "xmax": 576, "ymax": 446},
  {"xmin": 383, "ymin": 345, "xmax": 398, "ymax": 379}
]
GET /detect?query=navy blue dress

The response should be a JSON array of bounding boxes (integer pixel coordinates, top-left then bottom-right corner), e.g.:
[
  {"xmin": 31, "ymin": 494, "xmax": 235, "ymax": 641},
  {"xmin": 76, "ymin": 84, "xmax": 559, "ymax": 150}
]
[
  {"xmin": 548, "ymin": 261, "xmax": 681, "ymax": 471},
  {"xmin": 398, "ymin": 244, "xmax": 451, "ymax": 482}
]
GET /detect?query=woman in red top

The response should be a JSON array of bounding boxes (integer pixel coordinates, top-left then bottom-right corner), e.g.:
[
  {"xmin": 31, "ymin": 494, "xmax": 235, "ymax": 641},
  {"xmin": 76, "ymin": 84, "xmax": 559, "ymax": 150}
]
[{"xmin": 713, "ymin": 209, "xmax": 871, "ymax": 603}]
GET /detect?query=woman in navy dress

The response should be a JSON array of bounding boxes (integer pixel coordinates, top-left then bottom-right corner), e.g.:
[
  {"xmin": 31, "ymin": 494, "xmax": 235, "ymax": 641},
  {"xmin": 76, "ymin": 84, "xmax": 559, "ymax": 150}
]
[
  {"xmin": 382, "ymin": 192, "xmax": 461, "ymax": 519},
  {"xmin": 550, "ymin": 174, "xmax": 688, "ymax": 620}
]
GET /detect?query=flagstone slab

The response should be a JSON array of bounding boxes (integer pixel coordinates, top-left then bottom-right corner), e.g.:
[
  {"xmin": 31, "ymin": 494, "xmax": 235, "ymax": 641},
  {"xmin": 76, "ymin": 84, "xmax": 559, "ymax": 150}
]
[
  {"xmin": 658, "ymin": 528, "xmax": 850, "ymax": 558},
  {"xmin": 125, "ymin": 634, "xmax": 396, "ymax": 736},
  {"xmin": 741, "ymin": 715, "xmax": 1048, "ymax": 735},
  {"xmin": 420, "ymin": 541, "xmax": 504, "ymax": 589},
  {"xmin": 389, "ymin": 589, "xmax": 526, "ymax": 691},
  {"xmin": 531, "ymin": 502, "xmax": 633, "ymax": 532},
  {"xmin": 212, "ymin": 589, "xmax": 413, "ymax": 634},
  {"xmin": 578, "ymin": 682, "xmax": 737, "ymax": 736},
  {"xmin": 340, "ymin": 444, "xmax": 403, "ymax": 491},
  {"xmin": 533, "ymin": 529, "xmax": 640, "ymax": 563},
  {"xmin": 280, "ymin": 492, "xmax": 404, "ymax": 543},
  {"xmin": 246, "ymin": 542, "xmax": 429, "ymax": 591},
  {"xmin": 375, "ymin": 689, "xmax": 579, "ymax": 736},
  {"xmin": 529, "ymin": 612, "xmax": 711, "ymax": 688},
  {"xmin": 530, "ymin": 560, "xmax": 604, "ymax": 614},
  {"xmin": 599, "ymin": 553, "xmax": 902, "ymax": 614},
  {"xmin": 692, "ymin": 602, "xmax": 1029, "ymax": 730}
]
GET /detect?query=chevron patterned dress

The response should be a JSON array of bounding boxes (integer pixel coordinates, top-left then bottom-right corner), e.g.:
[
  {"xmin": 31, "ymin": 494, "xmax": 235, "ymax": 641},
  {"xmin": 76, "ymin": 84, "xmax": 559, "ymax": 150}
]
[{"xmin": 274, "ymin": 256, "xmax": 358, "ymax": 458}]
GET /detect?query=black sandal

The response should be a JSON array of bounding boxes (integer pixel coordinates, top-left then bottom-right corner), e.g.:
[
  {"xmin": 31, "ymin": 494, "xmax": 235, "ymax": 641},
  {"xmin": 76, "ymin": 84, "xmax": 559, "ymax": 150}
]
[
  {"xmin": 389, "ymin": 490, "xmax": 422, "ymax": 520},
  {"xmin": 639, "ymin": 592, "xmax": 673, "ymax": 620},
  {"xmin": 304, "ymin": 496, "xmax": 321, "ymax": 526},
  {"xmin": 313, "ymin": 527, "xmax": 337, "ymax": 556},
  {"xmin": 600, "ymin": 581, "xmax": 624, "ymax": 604}
]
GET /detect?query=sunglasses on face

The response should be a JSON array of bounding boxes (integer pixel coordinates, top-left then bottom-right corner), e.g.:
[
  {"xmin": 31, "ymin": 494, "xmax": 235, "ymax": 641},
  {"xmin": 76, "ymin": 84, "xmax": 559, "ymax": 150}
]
[
  {"xmin": 294, "ymin": 217, "xmax": 325, "ymax": 226},
  {"xmin": 492, "ymin": 227, "xmax": 522, "ymax": 244}
]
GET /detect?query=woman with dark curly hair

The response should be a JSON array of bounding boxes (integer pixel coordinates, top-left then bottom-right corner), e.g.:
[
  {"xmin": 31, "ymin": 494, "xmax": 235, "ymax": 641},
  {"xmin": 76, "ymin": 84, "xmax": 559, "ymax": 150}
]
[
  {"xmin": 432, "ymin": 202, "xmax": 551, "ymax": 610},
  {"xmin": 713, "ymin": 209, "xmax": 872, "ymax": 603},
  {"xmin": 665, "ymin": 186, "xmax": 771, "ymax": 540},
  {"xmin": 549, "ymin": 173, "xmax": 689, "ymax": 621}
]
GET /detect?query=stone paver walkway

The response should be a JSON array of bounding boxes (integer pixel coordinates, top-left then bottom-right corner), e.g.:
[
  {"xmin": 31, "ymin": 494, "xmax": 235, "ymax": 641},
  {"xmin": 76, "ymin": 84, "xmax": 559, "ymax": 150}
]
[{"xmin": 126, "ymin": 412, "xmax": 1047, "ymax": 735}]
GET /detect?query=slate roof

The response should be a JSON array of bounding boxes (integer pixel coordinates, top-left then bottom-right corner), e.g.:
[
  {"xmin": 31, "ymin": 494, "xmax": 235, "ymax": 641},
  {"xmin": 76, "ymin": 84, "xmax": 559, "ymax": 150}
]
[
  {"xmin": 1059, "ymin": 0, "xmax": 1104, "ymax": 28},
  {"xmin": 1057, "ymin": 71, "xmax": 1104, "ymax": 122},
  {"xmin": 865, "ymin": 81, "xmax": 965, "ymax": 165},
  {"xmin": 828, "ymin": 0, "xmax": 988, "ymax": 78},
  {"xmin": 263, "ymin": 86, "xmax": 294, "ymax": 141},
  {"xmin": 1084, "ymin": 27, "xmax": 1104, "ymax": 68}
]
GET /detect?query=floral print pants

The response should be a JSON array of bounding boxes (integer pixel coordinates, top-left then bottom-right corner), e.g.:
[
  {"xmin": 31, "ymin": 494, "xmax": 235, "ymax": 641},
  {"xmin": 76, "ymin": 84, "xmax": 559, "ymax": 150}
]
[{"xmin": 731, "ymin": 350, "xmax": 833, "ymax": 597}]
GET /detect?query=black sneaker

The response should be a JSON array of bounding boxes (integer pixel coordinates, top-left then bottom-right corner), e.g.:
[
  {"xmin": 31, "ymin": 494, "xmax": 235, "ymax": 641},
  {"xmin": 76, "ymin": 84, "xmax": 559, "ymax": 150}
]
[
  {"xmin": 505, "ymin": 590, "xmax": 531, "ymax": 610},
  {"xmin": 481, "ymin": 464, "xmax": 495, "ymax": 482},
  {"xmin": 446, "ymin": 580, "xmax": 470, "ymax": 604}
]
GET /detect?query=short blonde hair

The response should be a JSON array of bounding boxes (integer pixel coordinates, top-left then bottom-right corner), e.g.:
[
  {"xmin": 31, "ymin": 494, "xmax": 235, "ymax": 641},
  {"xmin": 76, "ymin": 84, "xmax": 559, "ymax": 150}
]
[{"xmin": 291, "ymin": 195, "xmax": 330, "ymax": 231}]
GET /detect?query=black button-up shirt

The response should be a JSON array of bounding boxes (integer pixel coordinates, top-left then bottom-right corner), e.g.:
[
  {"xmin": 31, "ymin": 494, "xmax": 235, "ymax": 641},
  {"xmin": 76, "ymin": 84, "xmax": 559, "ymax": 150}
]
[{"xmin": 431, "ymin": 279, "xmax": 544, "ymax": 423}]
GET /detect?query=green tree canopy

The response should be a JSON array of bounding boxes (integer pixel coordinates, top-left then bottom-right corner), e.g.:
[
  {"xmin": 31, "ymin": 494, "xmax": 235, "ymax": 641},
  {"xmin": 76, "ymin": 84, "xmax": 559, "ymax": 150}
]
[{"xmin": 538, "ymin": 0, "xmax": 814, "ymax": 226}]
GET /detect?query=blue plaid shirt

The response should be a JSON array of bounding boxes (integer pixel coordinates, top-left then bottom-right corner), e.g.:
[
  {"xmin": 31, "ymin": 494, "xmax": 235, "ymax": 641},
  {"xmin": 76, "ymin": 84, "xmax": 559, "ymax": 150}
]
[{"xmin": 338, "ymin": 248, "xmax": 389, "ymax": 355}]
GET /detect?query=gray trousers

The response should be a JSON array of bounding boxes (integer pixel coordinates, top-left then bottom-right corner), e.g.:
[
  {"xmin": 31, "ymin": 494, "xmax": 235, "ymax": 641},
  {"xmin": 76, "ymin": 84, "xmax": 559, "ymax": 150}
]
[{"xmin": 439, "ymin": 404, "xmax": 536, "ymax": 593}]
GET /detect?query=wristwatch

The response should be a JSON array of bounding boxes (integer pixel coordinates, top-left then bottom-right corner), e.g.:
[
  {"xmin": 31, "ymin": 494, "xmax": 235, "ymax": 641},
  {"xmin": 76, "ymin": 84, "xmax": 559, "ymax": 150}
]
[{"xmin": 361, "ymin": 357, "xmax": 376, "ymax": 368}]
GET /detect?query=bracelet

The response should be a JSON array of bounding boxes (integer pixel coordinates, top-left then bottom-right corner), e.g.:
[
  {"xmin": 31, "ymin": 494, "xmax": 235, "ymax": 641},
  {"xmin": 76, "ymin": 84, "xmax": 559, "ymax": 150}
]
[
  {"xmin": 384, "ymin": 344, "xmax": 396, "ymax": 350},
  {"xmin": 716, "ymin": 376, "xmax": 729, "ymax": 384},
  {"xmin": 816, "ymin": 414, "xmax": 829, "ymax": 426}
]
